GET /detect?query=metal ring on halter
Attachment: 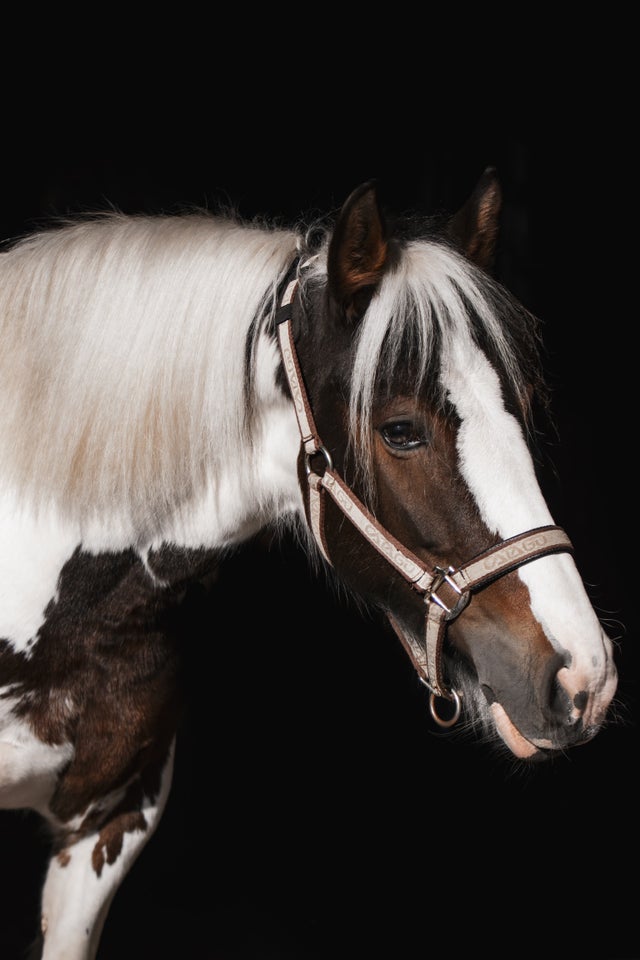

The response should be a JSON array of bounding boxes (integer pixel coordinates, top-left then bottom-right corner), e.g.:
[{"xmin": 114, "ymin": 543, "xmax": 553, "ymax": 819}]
[
  {"xmin": 305, "ymin": 445, "xmax": 333, "ymax": 476},
  {"xmin": 429, "ymin": 689, "xmax": 462, "ymax": 728}
]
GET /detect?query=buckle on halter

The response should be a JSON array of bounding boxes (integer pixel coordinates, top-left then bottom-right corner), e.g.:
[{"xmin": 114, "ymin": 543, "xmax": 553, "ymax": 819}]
[{"xmin": 429, "ymin": 566, "xmax": 470, "ymax": 620}]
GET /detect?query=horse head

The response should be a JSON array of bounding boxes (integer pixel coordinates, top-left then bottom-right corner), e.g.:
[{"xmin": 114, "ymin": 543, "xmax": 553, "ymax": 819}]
[{"xmin": 287, "ymin": 172, "xmax": 617, "ymax": 759}]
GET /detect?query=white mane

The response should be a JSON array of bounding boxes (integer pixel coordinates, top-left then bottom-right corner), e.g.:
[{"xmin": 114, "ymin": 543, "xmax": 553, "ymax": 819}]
[
  {"xmin": 0, "ymin": 210, "xmax": 540, "ymax": 538},
  {"xmin": 0, "ymin": 213, "xmax": 298, "ymax": 530}
]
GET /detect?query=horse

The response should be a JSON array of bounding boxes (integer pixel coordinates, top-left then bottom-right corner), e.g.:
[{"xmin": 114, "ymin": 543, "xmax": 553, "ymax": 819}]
[{"xmin": 0, "ymin": 169, "xmax": 618, "ymax": 959}]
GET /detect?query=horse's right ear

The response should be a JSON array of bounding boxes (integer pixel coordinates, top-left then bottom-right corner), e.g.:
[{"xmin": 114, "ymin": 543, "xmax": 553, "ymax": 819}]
[
  {"xmin": 327, "ymin": 181, "xmax": 389, "ymax": 322},
  {"xmin": 447, "ymin": 167, "xmax": 502, "ymax": 272}
]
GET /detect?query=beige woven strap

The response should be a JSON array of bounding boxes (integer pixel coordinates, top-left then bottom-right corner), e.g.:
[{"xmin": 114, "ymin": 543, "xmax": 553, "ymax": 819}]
[{"xmin": 313, "ymin": 470, "xmax": 434, "ymax": 590}]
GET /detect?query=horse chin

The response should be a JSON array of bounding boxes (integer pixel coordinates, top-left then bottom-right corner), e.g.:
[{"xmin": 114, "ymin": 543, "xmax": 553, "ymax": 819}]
[
  {"xmin": 489, "ymin": 702, "xmax": 542, "ymax": 760},
  {"xmin": 451, "ymin": 665, "xmax": 553, "ymax": 761}
]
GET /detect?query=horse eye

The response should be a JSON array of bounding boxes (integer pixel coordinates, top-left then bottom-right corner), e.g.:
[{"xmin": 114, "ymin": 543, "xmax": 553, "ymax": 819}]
[{"xmin": 381, "ymin": 420, "xmax": 427, "ymax": 450}]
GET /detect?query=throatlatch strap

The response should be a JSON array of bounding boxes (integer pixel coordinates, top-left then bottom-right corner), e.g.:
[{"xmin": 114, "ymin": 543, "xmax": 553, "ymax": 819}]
[{"xmin": 275, "ymin": 260, "xmax": 574, "ymax": 701}]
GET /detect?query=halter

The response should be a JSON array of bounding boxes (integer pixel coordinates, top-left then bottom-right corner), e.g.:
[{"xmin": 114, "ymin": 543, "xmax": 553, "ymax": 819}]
[{"xmin": 275, "ymin": 259, "xmax": 573, "ymax": 726}]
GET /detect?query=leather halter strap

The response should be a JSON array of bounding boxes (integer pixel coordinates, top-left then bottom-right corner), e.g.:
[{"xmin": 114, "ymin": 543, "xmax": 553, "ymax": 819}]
[{"xmin": 275, "ymin": 261, "xmax": 574, "ymax": 704}]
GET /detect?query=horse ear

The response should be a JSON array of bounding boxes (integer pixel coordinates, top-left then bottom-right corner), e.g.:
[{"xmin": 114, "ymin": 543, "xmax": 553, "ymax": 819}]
[
  {"xmin": 447, "ymin": 167, "xmax": 502, "ymax": 272},
  {"xmin": 327, "ymin": 181, "xmax": 389, "ymax": 322}
]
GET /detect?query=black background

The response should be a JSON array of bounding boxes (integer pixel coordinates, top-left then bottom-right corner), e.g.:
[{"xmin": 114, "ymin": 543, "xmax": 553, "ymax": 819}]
[{"xmin": 1, "ymin": 39, "xmax": 636, "ymax": 960}]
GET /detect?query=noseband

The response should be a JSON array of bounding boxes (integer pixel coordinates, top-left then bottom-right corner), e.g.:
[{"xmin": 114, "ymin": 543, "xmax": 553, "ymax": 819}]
[{"xmin": 275, "ymin": 260, "xmax": 573, "ymax": 726}]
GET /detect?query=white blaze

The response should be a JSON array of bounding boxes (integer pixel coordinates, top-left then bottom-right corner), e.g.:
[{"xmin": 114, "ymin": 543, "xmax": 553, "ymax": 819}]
[{"xmin": 443, "ymin": 333, "xmax": 615, "ymax": 718}]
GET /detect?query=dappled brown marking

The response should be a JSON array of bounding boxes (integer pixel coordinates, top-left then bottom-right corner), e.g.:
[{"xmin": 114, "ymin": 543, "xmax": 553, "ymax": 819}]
[
  {"xmin": 92, "ymin": 809, "xmax": 147, "ymax": 877},
  {"xmin": 51, "ymin": 770, "xmax": 158, "ymax": 876},
  {"xmin": 52, "ymin": 752, "xmax": 166, "ymax": 872}
]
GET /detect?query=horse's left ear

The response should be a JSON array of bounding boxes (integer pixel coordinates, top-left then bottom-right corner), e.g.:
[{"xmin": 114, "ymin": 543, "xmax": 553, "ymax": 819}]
[
  {"xmin": 447, "ymin": 167, "xmax": 502, "ymax": 272},
  {"xmin": 327, "ymin": 181, "xmax": 389, "ymax": 322}
]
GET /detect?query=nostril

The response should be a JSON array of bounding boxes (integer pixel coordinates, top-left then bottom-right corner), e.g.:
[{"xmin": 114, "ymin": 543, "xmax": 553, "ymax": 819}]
[
  {"xmin": 550, "ymin": 669, "xmax": 589, "ymax": 729},
  {"xmin": 573, "ymin": 690, "xmax": 588, "ymax": 713}
]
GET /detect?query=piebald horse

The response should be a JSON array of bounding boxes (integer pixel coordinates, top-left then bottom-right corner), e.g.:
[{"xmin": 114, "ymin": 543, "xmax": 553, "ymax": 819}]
[{"xmin": 0, "ymin": 170, "xmax": 617, "ymax": 958}]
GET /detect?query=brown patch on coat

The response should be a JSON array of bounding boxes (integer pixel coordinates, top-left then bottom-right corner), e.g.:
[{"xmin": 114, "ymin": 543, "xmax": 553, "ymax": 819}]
[
  {"xmin": 0, "ymin": 543, "xmax": 220, "ymax": 831},
  {"xmin": 92, "ymin": 807, "xmax": 147, "ymax": 876}
]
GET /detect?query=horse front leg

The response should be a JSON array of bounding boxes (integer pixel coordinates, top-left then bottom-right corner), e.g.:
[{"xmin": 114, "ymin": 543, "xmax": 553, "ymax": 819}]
[{"xmin": 37, "ymin": 740, "xmax": 175, "ymax": 960}]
